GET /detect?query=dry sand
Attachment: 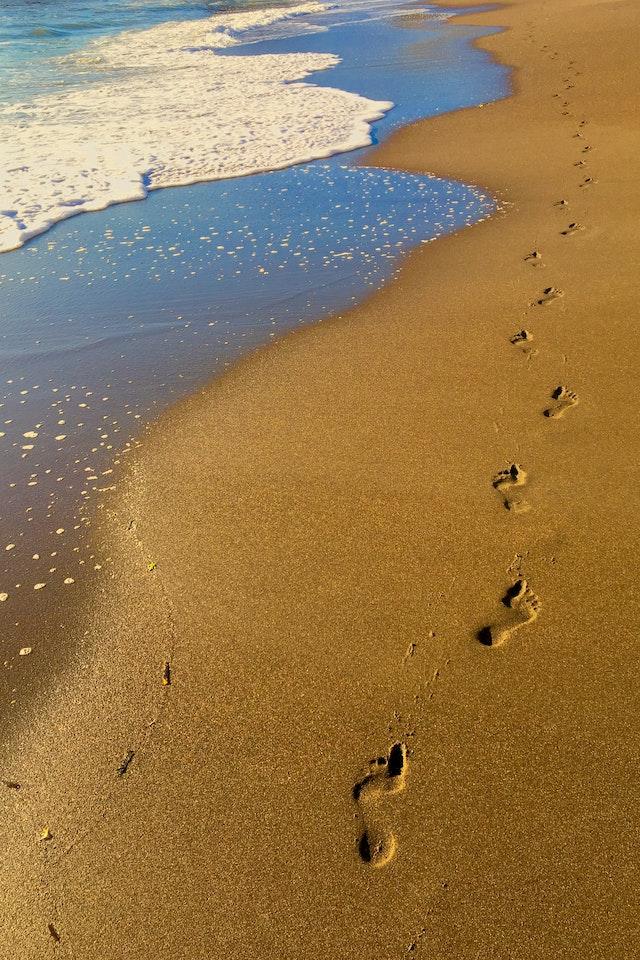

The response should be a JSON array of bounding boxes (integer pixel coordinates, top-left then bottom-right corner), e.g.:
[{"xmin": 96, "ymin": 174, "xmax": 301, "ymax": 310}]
[{"xmin": 2, "ymin": 0, "xmax": 640, "ymax": 956}]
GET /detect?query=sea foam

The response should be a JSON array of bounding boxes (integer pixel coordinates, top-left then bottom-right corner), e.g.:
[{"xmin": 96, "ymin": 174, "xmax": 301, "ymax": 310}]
[{"xmin": 0, "ymin": 3, "xmax": 393, "ymax": 253}]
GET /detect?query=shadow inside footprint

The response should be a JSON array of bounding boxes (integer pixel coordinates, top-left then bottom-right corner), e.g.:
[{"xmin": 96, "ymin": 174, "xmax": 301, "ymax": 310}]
[
  {"xmin": 358, "ymin": 829, "xmax": 397, "ymax": 867},
  {"xmin": 478, "ymin": 578, "xmax": 542, "ymax": 648},
  {"xmin": 354, "ymin": 742, "xmax": 408, "ymax": 868}
]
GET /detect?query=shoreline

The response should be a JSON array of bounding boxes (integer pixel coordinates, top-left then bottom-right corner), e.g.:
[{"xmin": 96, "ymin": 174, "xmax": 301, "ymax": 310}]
[
  {"xmin": 4, "ymin": 0, "xmax": 640, "ymax": 956},
  {"xmin": 0, "ymin": 1, "xmax": 503, "ymax": 742}
]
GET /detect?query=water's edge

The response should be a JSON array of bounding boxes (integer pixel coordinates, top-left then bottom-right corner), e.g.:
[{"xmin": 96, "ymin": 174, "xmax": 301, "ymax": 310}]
[{"xmin": 0, "ymin": 1, "xmax": 511, "ymax": 748}]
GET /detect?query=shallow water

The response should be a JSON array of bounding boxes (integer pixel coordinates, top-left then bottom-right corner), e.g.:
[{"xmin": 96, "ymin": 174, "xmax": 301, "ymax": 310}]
[
  {"xmin": 0, "ymin": 0, "xmax": 226, "ymax": 103},
  {"xmin": 2, "ymin": 2, "xmax": 396, "ymax": 253},
  {"xmin": 0, "ymin": 1, "xmax": 508, "ymax": 727}
]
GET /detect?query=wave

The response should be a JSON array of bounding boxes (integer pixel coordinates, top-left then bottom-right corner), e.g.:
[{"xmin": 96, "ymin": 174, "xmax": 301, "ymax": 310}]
[{"xmin": 0, "ymin": 2, "xmax": 393, "ymax": 253}]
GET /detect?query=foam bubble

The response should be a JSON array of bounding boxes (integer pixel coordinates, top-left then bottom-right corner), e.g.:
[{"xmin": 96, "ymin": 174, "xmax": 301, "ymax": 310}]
[{"xmin": 0, "ymin": 3, "xmax": 393, "ymax": 253}]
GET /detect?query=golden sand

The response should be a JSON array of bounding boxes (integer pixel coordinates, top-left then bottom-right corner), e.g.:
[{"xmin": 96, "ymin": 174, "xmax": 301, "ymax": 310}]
[{"xmin": 2, "ymin": 0, "xmax": 640, "ymax": 956}]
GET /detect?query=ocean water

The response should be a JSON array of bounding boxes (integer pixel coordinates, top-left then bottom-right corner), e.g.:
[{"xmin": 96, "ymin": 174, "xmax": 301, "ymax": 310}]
[
  {"xmin": 0, "ymin": 0, "xmax": 508, "ymax": 719},
  {"xmin": 1, "ymin": 3, "xmax": 395, "ymax": 252}
]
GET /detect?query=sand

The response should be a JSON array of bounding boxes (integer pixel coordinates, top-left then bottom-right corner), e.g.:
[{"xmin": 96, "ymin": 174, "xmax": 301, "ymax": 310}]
[{"xmin": 2, "ymin": 0, "xmax": 640, "ymax": 956}]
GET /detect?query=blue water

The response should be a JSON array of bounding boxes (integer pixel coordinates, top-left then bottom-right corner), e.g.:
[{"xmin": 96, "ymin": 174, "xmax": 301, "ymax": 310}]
[
  {"xmin": 0, "ymin": 1, "xmax": 508, "ymax": 665},
  {"xmin": 226, "ymin": 2, "xmax": 503, "ymax": 138},
  {"xmin": 0, "ymin": 0, "xmax": 236, "ymax": 103}
]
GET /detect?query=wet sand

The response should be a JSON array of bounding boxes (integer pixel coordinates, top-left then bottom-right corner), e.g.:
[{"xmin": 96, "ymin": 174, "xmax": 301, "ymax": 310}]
[{"xmin": 3, "ymin": 0, "xmax": 640, "ymax": 956}]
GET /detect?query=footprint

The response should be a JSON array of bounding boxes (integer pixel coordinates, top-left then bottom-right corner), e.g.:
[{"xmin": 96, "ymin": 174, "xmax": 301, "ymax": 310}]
[
  {"xmin": 535, "ymin": 286, "xmax": 564, "ymax": 306},
  {"xmin": 510, "ymin": 328, "xmax": 533, "ymax": 344},
  {"xmin": 544, "ymin": 385, "xmax": 579, "ymax": 418},
  {"xmin": 478, "ymin": 579, "xmax": 542, "ymax": 648},
  {"xmin": 403, "ymin": 641, "xmax": 418, "ymax": 664},
  {"xmin": 492, "ymin": 463, "xmax": 530, "ymax": 513},
  {"xmin": 524, "ymin": 250, "xmax": 542, "ymax": 263},
  {"xmin": 561, "ymin": 222, "xmax": 585, "ymax": 236},
  {"xmin": 353, "ymin": 741, "xmax": 408, "ymax": 868}
]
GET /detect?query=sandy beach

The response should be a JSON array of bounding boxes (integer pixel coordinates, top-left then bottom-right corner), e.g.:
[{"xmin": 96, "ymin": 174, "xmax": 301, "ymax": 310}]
[{"xmin": 2, "ymin": 0, "xmax": 640, "ymax": 956}]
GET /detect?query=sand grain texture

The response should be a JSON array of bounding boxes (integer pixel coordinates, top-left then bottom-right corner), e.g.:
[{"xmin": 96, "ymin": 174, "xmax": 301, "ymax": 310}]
[{"xmin": 2, "ymin": 0, "xmax": 640, "ymax": 957}]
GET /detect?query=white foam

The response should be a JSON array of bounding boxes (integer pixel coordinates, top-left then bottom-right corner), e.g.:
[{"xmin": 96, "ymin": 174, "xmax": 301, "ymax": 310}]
[{"xmin": 0, "ymin": 3, "xmax": 393, "ymax": 253}]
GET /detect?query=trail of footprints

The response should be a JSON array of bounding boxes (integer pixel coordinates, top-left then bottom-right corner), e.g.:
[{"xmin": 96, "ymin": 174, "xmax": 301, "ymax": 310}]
[
  {"xmin": 3, "ymin": 36, "xmax": 592, "ymax": 959},
  {"xmin": 355, "ymin": 45, "xmax": 590, "ymax": 880}
]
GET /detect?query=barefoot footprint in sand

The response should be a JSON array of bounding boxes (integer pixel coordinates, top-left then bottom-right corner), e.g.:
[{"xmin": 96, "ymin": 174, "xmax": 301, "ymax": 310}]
[
  {"xmin": 535, "ymin": 286, "xmax": 564, "ymax": 306},
  {"xmin": 561, "ymin": 222, "xmax": 585, "ymax": 236},
  {"xmin": 493, "ymin": 463, "xmax": 530, "ymax": 513},
  {"xmin": 510, "ymin": 329, "xmax": 537, "ymax": 360},
  {"xmin": 479, "ymin": 579, "xmax": 542, "ymax": 648},
  {"xmin": 544, "ymin": 386, "xmax": 579, "ymax": 418},
  {"xmin": 353, "ymin": 742, "xmax": 408, "ymax": 867},
  {"xmin": 511, "ymin": 329, "xmax": 532, "ymax": 344}
]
